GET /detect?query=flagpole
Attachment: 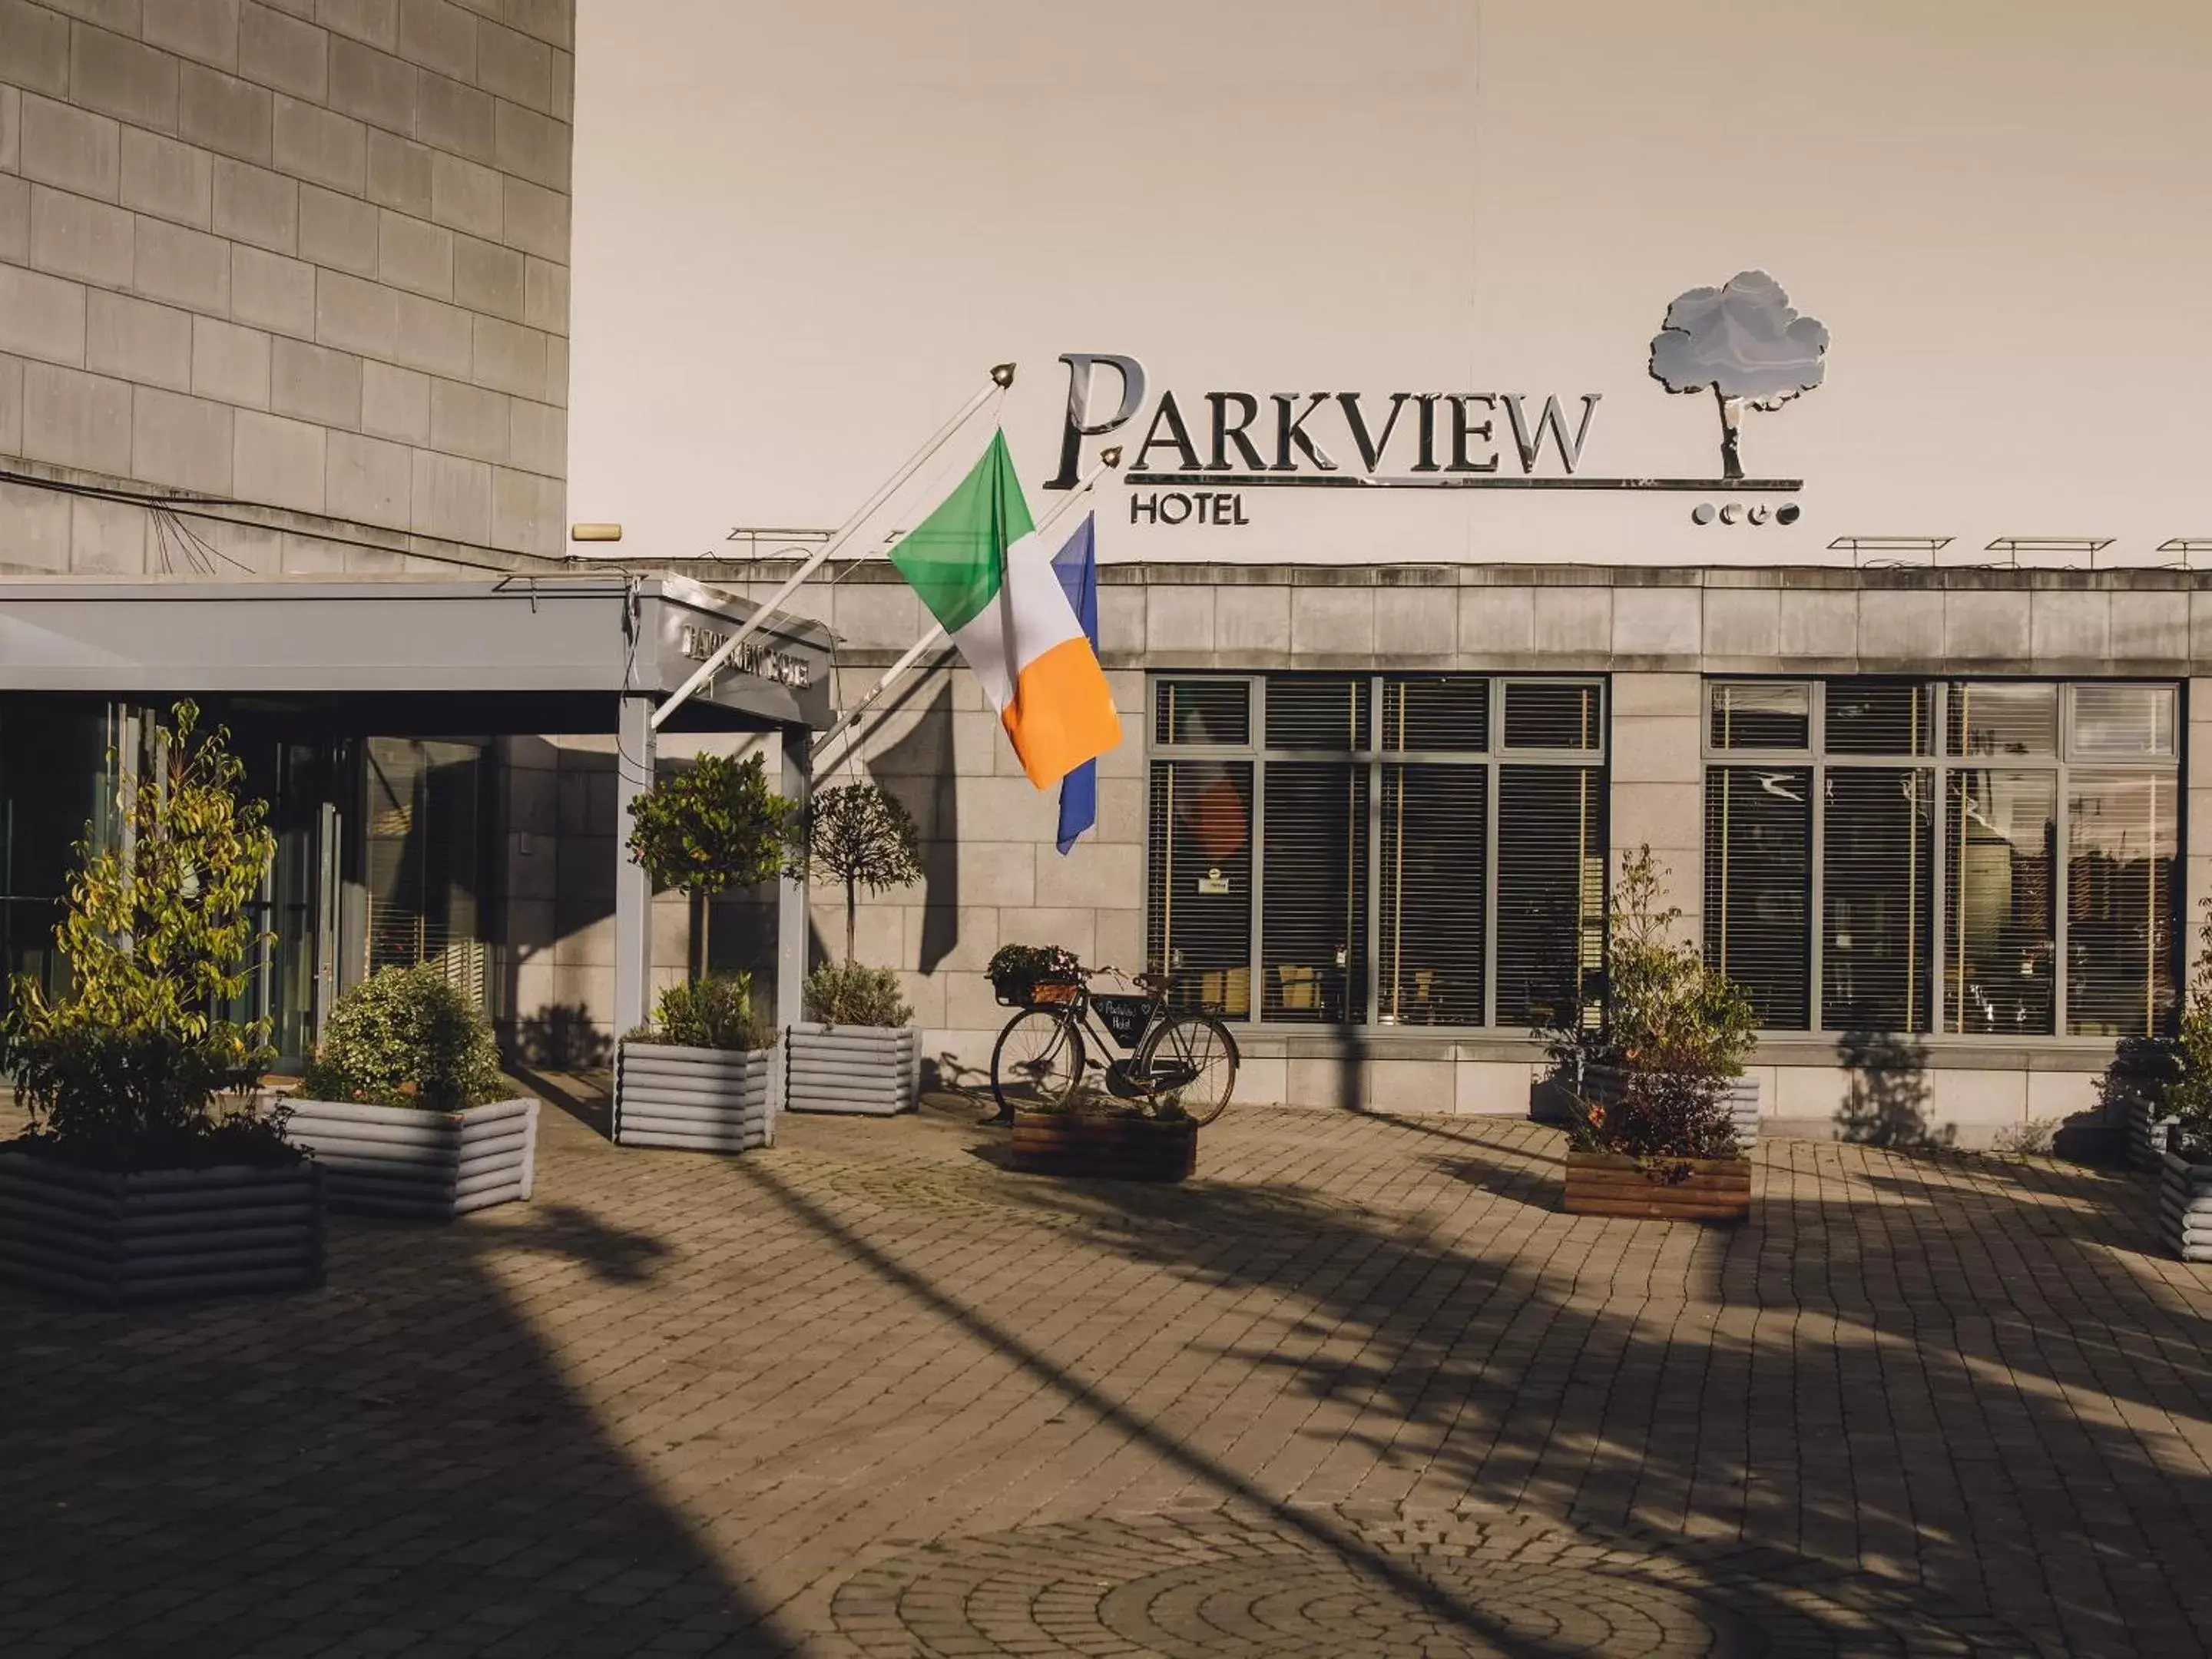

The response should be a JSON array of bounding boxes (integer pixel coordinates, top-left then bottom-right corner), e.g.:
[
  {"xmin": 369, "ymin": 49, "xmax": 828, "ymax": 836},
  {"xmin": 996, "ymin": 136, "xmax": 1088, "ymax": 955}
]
[
  {"xmin": 810, "ymin": 445, "xmax": 1122, "ymax": 778},
  {"xmin": 651, "ymin": 363, "xmax": 1015, "ymax": 733}
]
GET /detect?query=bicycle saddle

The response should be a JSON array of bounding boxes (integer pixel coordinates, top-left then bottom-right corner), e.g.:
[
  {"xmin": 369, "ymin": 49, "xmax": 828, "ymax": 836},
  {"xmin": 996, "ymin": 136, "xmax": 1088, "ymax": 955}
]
[{"xmin": 1134, "ymin": 971, "xmax": 1176, "ymax": 995}]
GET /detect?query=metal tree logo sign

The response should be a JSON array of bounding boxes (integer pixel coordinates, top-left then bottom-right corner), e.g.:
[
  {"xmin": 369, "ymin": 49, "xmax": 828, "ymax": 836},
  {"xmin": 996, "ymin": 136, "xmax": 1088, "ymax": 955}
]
[{"xmin": 1649, "ymin": 271, "xmax": 1829, "ymax": 480}]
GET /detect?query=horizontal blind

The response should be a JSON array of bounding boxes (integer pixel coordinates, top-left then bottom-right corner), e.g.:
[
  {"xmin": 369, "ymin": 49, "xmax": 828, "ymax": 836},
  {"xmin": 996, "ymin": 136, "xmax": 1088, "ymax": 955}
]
[
  {"xmin": 1147, "ymin": 760, "xmax": 1253, "ymax": 1017},
  {"xmin": 1156, "ymin": 679, "xmax": 1250, "ymax": 747},
  {"xmin": 1261, "ymin": 761, "xmax": 1368, "ymax": 1023},
  {"xmin": 1380, "ymin": 677, "xmax": 1488, "ymax": 752},
  {"xmin": 1710, "ymin": 683, "xmax": 1810, "ymax": 750},
  {"xmin": 1495, "ymin": 765, "xmax": 1604, "ymax": 1028},
  {"xmin": 1378, "ymin": 765, "xmax": 1486, "ymax": 1025},
  {"xmin": 1266, "ymin": 677, "xmax": 1370, "ymax": 750},
  {"xmin": 1704, "ymin": 766, "xmax": 1811, "ymax": 1028},
  {"xmin": 2066, "ymin": 770, "xmax": 2177, "ymax": 1036},
  {"xmin": 1943, "ymin": 769, "xmax": 2056, "ymax": 1034},
  {"xmin": 1948, "ymin": 683, "xmax": 2056, "ymax": 757},
  {"xmin": 1822, "ymin": 767, "xmax": 1934, "ymax": 1031},
  {"xmin": 1502, "ymin": 682, "xmax": 1601, "ymax": 750},
  {"xmin": 1824, "ymin": 681, "xmax": 1933, "ymax": 755}
]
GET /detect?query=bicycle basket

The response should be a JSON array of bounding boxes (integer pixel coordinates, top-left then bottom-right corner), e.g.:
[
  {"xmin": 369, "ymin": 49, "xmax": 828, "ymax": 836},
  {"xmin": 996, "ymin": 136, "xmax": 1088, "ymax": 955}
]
[
  {"xmin": 1025, "ymin": 979, "xmax": 1082, "ymax": 1008},
  {"xmin": 1092, "ymin": 993, "xmax": 1151, "ymax": 1048}
]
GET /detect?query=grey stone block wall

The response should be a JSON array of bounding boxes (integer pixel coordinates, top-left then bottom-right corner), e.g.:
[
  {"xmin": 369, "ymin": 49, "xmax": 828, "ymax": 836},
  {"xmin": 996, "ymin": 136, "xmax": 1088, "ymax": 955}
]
[{"xmin": 0, "ymin": 0, "xmax": 573, "ymax": 569}]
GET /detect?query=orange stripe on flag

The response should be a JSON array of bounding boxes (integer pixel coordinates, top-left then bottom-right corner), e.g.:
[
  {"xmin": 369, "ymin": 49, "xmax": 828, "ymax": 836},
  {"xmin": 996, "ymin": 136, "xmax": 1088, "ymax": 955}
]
[{"xmin": 1001, "ymin": 636, "xmax": 1122, "ymax": 789}]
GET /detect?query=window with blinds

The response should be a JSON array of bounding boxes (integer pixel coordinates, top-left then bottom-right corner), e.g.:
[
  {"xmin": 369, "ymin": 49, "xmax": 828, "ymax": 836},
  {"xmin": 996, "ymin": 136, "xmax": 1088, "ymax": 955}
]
[
  {"xmin": 365, "ymin": 737, "xmax": 490, "ymax": 1005},
  {"xmin": 1147, "ymin": 674, "xmax": 1602, "ymax": 1029},
  {"xmin": 1704, "ymin": 767, "xmax": 1811, "ymax": 1028},
  {"xmin": 1704, "ymin": 679, "xmax": 2177, "ymax": 1039},
  {"xmin": 1145, "ymin": 760, "xmax": 1253, "ymax": 1018}
]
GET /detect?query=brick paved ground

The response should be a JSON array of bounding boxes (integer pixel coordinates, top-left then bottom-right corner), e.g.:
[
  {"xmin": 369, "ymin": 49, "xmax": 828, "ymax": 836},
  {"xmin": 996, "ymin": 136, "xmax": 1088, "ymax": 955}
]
[{"xmin": 6, "ymin": 1088, "xmax": 2212, "ymax": 1656}]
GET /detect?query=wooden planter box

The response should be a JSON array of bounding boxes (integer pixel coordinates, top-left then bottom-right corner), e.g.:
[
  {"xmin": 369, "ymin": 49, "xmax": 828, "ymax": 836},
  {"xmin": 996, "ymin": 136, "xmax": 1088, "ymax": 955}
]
[
  {"xmin": 0, "ymin": 1152, "xmax": 324, "ymax": 1304},
  {"xmin": 1584, "ymin": 1064, "xmax": 1761, "ymax": 1146},
  {"xmin": 1008, "ymin": 1112, "xmax": 1197, "ymax": 1182},
  {"xmin": 2159, "ymin": 1150, "xmax": 2212, "ymax": 1262},
  {"xmin": 785, "ymin": 1024, "xmax": 919, "ymax": 1116},
  {"xmin": 281, "ymin": 1097, "xmax": 538, "ymax": 1219},
  {"xmin": 1562, "ymin": 1150, "xmax": 1752, "ymax": 1222},
  {"xmin": 614, "ymin": 1041, "xmax": 773, "ymax": 1153}
]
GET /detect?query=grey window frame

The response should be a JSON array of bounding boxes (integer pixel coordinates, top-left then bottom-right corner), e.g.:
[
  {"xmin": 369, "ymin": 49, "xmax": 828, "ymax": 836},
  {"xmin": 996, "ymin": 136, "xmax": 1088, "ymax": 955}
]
[
  {"xmin": 1147, "ymin": 672, "xmax": 1607, "ymax": 1032},
  {"xmin": 1701, "ymin": 677, "xmax": 2181, "ymax": 1041}
]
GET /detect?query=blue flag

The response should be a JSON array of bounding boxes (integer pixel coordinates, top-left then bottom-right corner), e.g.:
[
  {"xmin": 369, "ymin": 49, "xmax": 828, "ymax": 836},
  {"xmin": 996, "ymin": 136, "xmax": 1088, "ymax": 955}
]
[{"xmin": 1051, "ymin": 514, "xmax": 1100, "ymax": 854}]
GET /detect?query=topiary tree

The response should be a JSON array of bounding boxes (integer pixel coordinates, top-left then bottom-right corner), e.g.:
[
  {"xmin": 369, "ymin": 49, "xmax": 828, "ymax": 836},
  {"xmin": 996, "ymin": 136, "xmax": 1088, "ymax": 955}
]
[
  {"xmin": 799, "ymin": 782, "xmax": 922, "ymax": 965},
  {"xmin": 5, "ymin": 700, "xmax": 283, "ymax": 1166},
  {"xmin": 301, "ymin": 963, "xmax": 505, "ymax": 1111},
  {"xmin": 625, "ymin": 751, "xmax": 800, "ymax": 980}
]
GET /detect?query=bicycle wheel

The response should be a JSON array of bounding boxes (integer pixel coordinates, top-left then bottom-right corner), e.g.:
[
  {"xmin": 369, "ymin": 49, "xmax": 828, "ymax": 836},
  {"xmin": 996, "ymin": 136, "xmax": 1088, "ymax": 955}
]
[
  {"xmin": 992, "ymin": 1010, "xmax": 1085, "ymax": 1116},
  {"xmin": 1134, "ymin": 1014, "xmax": 1237, "ymax": 1125}
]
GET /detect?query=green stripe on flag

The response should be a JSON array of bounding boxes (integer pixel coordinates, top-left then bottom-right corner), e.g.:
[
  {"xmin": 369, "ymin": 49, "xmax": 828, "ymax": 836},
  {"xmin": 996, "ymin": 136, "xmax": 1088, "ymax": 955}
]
[{"xmin": 888, "ymin": 429, "xmax": 1034, "ymax": 636}]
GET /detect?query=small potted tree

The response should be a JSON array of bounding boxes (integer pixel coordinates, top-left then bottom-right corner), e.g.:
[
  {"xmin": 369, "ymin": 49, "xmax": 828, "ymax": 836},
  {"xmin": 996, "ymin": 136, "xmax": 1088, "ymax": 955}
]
[
  {"xmin": 2153, "ymin": 900, "xmax": 2212, "ymax": 1260},
  {"xmin": 283, "ymin": 965, "xmax": 538, "ymax": 1217},
  {"xmin": 618, "ymin": 751, "xmax": 796, "ymax": 1148},
  {"xmin": 1561, "ymin": 846, "xmax": 1757, "ymax": 1221},
  {"xmin": 614, "ymin": 974, "xmax": 775, "ymax": 1151},
  {"xmin": 788, "ymin": 783, "xmax": 922, "ymax": 1114},
  {"xmin": 0, "ymin": 702, "xmax": 323, "ymax": 1303}
]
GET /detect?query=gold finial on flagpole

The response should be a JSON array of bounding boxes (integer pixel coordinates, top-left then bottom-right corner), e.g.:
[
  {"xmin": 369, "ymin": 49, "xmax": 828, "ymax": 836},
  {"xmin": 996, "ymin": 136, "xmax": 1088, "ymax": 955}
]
[{"xmin": 990, "ymin": 363, "xmax": 1016, "ymax": 387}]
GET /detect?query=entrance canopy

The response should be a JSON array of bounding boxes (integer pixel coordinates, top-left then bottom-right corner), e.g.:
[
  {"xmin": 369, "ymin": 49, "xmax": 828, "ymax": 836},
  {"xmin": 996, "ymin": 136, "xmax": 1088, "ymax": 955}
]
[{"xmin": 0, "ymin": 574, "xmax": 834, "ymax": 732}]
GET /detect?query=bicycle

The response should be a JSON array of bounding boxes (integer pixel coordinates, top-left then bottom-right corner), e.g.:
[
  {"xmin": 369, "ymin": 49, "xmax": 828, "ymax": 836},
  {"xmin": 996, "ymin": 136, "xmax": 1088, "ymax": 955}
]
[{"xmin": 990, "ymin": 965, "xmax": 1239, "ymax": 1124}]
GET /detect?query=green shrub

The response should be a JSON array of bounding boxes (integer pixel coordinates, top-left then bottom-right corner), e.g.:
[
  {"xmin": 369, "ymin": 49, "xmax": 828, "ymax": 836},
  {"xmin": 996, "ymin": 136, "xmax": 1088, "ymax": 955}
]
[
  {"xmin": 2162, "ymin": 897, "xmax": 2212, "ymax": 1153},
  {"xmin": 803, "ymin": 961, "xmax": 912, "ymax": 1028},
  {"xmin": 5, "ymin": 700, "xmax": 288, "ymax": 1169},
  {"xmin": 634, "ymin": 973, "xmax": 769, "ymax": 1051},
  {"xmin": 301, "ymin": 964, "xmax": 505, "ymax": 1111}
]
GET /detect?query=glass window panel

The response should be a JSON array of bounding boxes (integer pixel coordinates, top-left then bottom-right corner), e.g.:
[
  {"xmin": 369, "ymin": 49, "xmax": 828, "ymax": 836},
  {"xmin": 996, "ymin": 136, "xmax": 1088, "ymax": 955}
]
[
  {"xmin": 1495, "ymin": 766, "xmax": 1605, "ymax": 1028},
  {"xmin": 2066, "ymin": 771, "xmax": 2178, "ymax": 1037},
  {"xmin": 1147, "ymin": 760, "xmax": 1253, "ymax": 1018},
  {"xmin": 1822, "ymin": 768, "xmax": 1935, "ymax": 1031},
  {"xmin": 1947, "ymin": 683, "xmax": 2057, "ymax": 757},
  {"xmin": 1261, "ymin": 762, "xmax": 1368, "ymax": 1022},
  {"xmin": 1265, "ymin": 677, "xmax": 1369, "ymax": 752},
  {"xmin": 1704, "ymin": 766, "xmax": 1813, "ymax": 1028},
  {"xmin": 366, "ymin": 738, "xmax": 487, "ymax": 998},
  {"xmin": 0, "ymin": 700, "xmax": 114, "ymax": 1011},
  {"xmin": 1502, "ymin": 681, "xmax": 1601, "ymax": 751},
  {"xmin": 1710, "ymin": 683, "xmax": 1812, "ymax": 750},
  {"xmin": 1155, "ymin": 679, "xmax": 1250, "ymax": 747},
  {"xmin": 1943, "ymin": 770, "xmax": 2056, "ymax": 1034},
  {"xmin": 1824, "ymin": 681, "xmax": 1934, "ymax": 756},
  {"xmin": 2070, "ymin": 684, "xmax": 2177, "ymax": 760},
  {"xmin": 1378, "ymin": 765, "xmax": 1486, "ymax": 1025},
  {"xmin": 1380, "ymin": 677, "xmax": 1488, "ymax": 753}
]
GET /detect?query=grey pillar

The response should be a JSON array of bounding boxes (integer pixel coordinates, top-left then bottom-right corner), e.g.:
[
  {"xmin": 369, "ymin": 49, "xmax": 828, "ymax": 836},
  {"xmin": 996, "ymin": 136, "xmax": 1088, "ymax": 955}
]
[
  {"xmin": 613, "ymin": 693, "xmax": 655, "ymax": 1038},
  {"xmin": 770, "ymin": 724, "xmax": 813, "ymax": 1142}
]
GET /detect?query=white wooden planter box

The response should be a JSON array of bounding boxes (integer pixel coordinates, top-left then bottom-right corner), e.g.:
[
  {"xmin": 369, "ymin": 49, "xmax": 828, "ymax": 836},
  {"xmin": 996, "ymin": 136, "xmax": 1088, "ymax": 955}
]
[
  {"xmin": 2160, "ymin": 1150, "xmax": 2212, "ymax": 1263},
  {"xmin": 614, "ymin": 1041, "xmax": 773, "ymax": 1153},
  {"xmin": 282, "ymin": 1097, "xmax": 538, "ymax": 1219},
  {"xmin": 2128, "ymin": 1094, "xmax": 2181, "ymax": 1171},
  {"xmin": 785, "ymin": 1024, "xmax": 919, "ymax": 1116},
  {"xmin": 0, "ymin": 1153, "xmax": 324, "ymax": 1304},
  {"xmin": 1584, "ymin": 1064, "xmax": 1762, "ymax": 1146}
]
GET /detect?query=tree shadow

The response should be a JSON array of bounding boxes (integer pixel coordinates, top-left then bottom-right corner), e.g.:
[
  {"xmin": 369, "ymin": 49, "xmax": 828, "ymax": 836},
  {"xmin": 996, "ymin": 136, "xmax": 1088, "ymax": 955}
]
[
  {"xmin": 1833, "ymin": 1028, "xmax": 1955, "ymax": 1148},
  {"xmin": 0, "ymin": 1159, "xmax": 800, "ymax": 1657}
]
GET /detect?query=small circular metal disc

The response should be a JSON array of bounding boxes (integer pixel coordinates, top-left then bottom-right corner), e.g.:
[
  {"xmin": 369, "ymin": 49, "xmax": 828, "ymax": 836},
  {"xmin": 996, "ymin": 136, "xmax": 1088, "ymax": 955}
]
[
  {"xmin": 1777, "ymin": 502, "xmax": 1802, "ymax": 525},
  {"xmin": 1691, "ymin": 502, "xmax": 1717, "ymax": 525},
  {"xmin": 1719, "ymin": 502, "xmax": 1742, "ymax": 525},
  {"xmin": 1749, "ymin": 504, "xmax": 1770, "ymax": 525}
]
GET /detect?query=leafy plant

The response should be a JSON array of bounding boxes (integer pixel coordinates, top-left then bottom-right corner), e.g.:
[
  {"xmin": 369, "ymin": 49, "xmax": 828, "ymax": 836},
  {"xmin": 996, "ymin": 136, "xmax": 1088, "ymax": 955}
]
[
  {"xmin": 5, "ymin": 701, "xmax": 289, "ymax": 1169},
  {"xmin": 632, "ymin": 973, "xmax": 769, "ymax": 1052},
  {"xmin": 300, "ymin": 963, "xmax": 505, "ymax": 1111},
  {"xmin": 1568, "ymin": 846, "xmax": 1755, "ymax": 1165},
  {"xmin": 2160, "ymin": 896, "xmax": 2212, "ymax": 1154},
  {"xmin": 803, "ymin": 961, "xmax": 912, "ymax": 1028},
  {"xmin": 799, "ymin": 783, "xmax": 922, "ymax": 964},
  {"xmin": 626, "ymin": 753, "xmax": 800, "ymax": 978},
  {"xmin": 988, "ymin": 943, "xmax": 1083, "ymax": 1005}
]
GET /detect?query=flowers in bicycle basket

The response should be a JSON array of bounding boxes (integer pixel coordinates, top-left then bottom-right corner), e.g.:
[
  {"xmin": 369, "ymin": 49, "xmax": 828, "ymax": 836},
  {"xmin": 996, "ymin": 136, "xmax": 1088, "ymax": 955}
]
[{"xmin": 988, "ymin": 944, "xmax": 1083, "ymax": 1008}]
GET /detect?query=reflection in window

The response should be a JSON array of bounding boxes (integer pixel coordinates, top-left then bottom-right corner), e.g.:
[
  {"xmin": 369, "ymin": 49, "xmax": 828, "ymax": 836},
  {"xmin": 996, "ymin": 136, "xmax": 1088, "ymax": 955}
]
[
  {"xmin": 1825, "ymin": 681, "xmax": 1934, "ymax": 756},
  {"xmin": 1947, "ymin": 683, "xmax": 2057, "ymax": 757},
  {"xmin": 1823, "ymin": 768, "xmax": 1934, "ymax": 1031},
  {"xmin": 2067, "ymin": 772, "xmax": 2177, "ymax": 1036},
  {"xmin": 1155, "ymin": 679, "xmax": 1250, "ymax": 747},
  {"xmin": 1261, "ymin": 762, "xmax": 1368, "ymax": 1022},
  {"xmin": 1710, "ymin": 682, "xmax": 1811, "ymax": 750},
  {"xmin": 2071, "ymin": 684, "xmax": 2176, "ymax": 760},
  {"xmin": 1495, "ymin": 766, "xmax": 1604, "ymax": 1028},
  {"xmin": 1704, "ymin": 766, "xmax": 1812, "ymax": 1027},
  {"xmin": 1146, "ymin": 760, "xmax": 1252, "ymax": 1018},
  {"xmin": 1944, "ymin": 770, "xmax": 2056, "ymax": 1035}
]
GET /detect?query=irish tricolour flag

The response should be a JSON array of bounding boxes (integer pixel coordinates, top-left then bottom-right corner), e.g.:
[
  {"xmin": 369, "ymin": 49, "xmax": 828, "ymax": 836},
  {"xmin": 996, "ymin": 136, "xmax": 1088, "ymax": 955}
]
[{"xmin": 890, "ymin": 431, "xmax": 1121, "ymax": 788}]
